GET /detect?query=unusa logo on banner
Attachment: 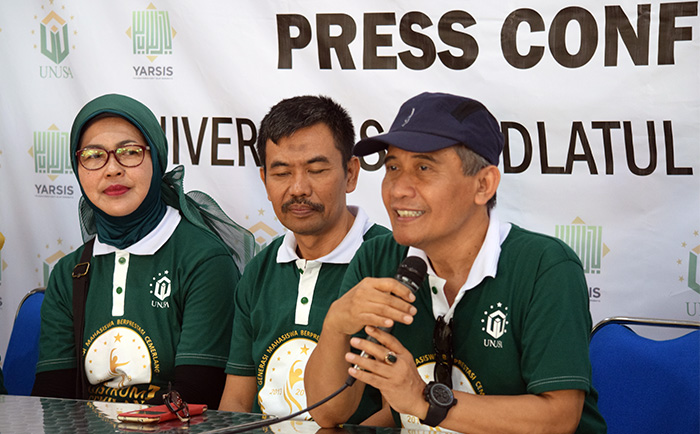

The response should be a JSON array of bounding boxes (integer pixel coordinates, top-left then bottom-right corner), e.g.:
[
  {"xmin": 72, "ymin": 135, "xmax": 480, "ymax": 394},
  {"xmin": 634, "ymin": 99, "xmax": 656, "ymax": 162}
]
[{"xmin": 33, "ymin": 3, "xmax": 76, "ymax": 79}]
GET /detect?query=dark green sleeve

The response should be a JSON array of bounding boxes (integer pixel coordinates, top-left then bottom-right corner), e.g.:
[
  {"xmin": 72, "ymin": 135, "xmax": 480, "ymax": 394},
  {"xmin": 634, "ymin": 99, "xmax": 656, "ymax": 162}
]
[
  {"xmin": 35, "ymin": 249, "xmax": 85, "ymax": 373},
  {"xmin": 225, "ymin": 260, "xmax": 257, "ymax": 376}
]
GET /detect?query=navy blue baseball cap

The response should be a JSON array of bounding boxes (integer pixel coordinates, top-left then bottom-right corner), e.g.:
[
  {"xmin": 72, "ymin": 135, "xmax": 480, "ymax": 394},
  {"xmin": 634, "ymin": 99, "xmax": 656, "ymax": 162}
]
[{"xmin": 353, "ymin": 92, "xmax": 504, "ymax": 165}]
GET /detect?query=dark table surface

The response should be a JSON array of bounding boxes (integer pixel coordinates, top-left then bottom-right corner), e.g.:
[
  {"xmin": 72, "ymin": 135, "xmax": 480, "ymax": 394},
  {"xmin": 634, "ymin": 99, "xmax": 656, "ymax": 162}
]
[{"xmin": 0, "ymin": 395, "xmax": 410, "ymax": 434}]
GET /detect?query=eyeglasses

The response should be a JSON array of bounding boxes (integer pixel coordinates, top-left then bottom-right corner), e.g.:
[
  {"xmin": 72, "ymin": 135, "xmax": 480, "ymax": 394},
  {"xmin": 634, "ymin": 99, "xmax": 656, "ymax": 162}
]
[
  {"xmin": 75, "ymin": 144, "xmax": 150, "ymax": 171},
  {"xmin": 433, "ymin": 315, "xmax": 454, "ymax": 388},
  {"xmin": 163, "ymin": 386, "xmax": 190, "ymax": 423}
]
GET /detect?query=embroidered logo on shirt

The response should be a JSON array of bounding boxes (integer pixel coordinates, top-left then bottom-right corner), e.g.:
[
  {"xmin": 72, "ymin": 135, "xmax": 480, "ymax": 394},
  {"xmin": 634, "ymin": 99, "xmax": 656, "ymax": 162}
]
[
  {"xmin": 150, "ymin": 271, "xmax": 171, "ymax": 308},
  {"xmin": 481, "ymin": 302, "xmax": 509, "ymax": 347}
]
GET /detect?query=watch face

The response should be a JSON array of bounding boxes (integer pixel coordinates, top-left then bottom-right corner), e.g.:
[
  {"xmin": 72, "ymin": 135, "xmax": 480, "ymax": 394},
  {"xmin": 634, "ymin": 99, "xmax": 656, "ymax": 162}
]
[{"xmin": 430, "ymin": 383, "xmax": 454, "ymax": 406}]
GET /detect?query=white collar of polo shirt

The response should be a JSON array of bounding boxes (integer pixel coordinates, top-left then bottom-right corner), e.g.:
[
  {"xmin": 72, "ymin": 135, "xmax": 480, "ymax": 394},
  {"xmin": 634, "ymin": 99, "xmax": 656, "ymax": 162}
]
[
  {"xmin": 276, "ymin": 205, "xmax": 372, "ymax": 264},
  {"xmin": 276, "ymin": 206, "xmax": 373, "ymax": 326}
]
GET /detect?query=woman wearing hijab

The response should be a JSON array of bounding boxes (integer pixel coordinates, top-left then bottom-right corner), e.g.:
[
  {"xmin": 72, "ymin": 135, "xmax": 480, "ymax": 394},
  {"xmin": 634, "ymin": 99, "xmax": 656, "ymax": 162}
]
[{"xmin": 31, "ymin": 94, "xmax": 255, "ymax": 410}]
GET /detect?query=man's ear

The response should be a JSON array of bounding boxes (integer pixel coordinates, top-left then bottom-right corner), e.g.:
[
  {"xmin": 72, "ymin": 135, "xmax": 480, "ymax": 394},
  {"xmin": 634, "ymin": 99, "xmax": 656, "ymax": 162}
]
[
  {"xmin": 259, "ymin": 167, "xmax": 271, "ymax": 202},
  {"xmin": 345, "ymin": 156, "xmax": 360, "ymax": 194},
  {"xmin": 474, "ymin": 165, "xmax": 500, "ymax": 206}
]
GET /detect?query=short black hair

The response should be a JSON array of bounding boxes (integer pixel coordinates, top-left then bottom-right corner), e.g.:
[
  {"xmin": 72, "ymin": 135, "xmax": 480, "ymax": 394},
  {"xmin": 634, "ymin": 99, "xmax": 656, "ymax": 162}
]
[
  {"xmin": 257, "ymin": 95, "xmax": 355, "ymax": 173},
  {"xmin": 453, "ymin": 144, "xmax": 497, "ymax": 212}
]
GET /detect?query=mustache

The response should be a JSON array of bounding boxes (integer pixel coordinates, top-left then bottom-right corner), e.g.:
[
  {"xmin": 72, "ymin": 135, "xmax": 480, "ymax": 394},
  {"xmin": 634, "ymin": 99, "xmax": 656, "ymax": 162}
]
[{"xmin": 281, "ymin": 198, "xmax": 324, "ymax": 213}]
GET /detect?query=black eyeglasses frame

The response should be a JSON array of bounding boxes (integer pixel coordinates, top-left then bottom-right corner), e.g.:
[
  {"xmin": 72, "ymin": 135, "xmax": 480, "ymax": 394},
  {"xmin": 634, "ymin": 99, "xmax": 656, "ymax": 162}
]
[{"xmin": 162, "ymin": 387, "xmax": 190, "ymax": 423}]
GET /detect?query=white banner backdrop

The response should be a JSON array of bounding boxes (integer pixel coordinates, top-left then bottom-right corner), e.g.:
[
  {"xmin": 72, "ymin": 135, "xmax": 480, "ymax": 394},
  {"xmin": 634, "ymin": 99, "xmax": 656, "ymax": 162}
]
[{"xmin": 1, "ymin": 1, "xmax": 699, "ymax": 360}]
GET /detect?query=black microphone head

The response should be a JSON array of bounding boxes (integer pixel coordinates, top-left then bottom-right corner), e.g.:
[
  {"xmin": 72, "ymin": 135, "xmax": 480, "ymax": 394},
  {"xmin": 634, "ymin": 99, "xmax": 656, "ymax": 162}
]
[{"xmin": 395, "ymin": 256, "xmax": 428, "ymax": 294}]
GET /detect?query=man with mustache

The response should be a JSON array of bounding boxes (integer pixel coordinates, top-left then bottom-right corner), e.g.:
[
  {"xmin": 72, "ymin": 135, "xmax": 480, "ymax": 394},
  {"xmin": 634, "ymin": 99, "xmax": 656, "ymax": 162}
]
[{"xmin": 219, "ymin": 96, "xmax": 389, "ymax": 423}]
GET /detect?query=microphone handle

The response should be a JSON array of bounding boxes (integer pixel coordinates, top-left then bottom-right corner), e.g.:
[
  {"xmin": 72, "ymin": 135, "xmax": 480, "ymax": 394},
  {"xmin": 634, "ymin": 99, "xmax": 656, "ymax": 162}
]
[
  {"xmin": 359, "ymin": 325, "xmax": 391, "ymax": 353},
  {"xmin": 361, "ymin": 325, "xmax": 391, "ymax": 346},
  {"xmin": 347, "ymin": 326, "xmax": 394, "ymax": 386}
]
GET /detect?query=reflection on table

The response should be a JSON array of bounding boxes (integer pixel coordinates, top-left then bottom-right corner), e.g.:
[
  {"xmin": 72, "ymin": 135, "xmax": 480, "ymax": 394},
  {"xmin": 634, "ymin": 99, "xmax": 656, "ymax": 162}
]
[{"xmin": 0, "ymin": 395, "xmax": 408, "ymax": 434}]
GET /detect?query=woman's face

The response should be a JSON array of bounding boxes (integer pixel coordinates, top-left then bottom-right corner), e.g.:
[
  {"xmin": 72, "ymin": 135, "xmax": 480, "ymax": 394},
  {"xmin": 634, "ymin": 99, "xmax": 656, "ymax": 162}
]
[{"xmin": 77, "ymin": 117, "xmax": 153, "ymax": 217}]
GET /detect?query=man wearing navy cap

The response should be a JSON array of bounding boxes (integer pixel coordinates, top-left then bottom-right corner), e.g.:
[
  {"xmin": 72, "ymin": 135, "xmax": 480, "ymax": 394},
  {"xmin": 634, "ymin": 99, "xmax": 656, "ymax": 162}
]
[{"xmin": 306, "ymin": 93, "xmax": 606, "ymax": 433}]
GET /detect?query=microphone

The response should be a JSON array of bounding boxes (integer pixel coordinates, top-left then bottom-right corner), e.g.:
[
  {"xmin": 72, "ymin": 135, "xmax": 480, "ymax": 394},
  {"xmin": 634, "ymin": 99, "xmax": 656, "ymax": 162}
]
[
  {"xmin": 211, "ymin": 259, "xmax": 426, "ymax": 433},
  {"xmin": 347, "ymin": 256, "xmax": 428, "ymax": 386}
]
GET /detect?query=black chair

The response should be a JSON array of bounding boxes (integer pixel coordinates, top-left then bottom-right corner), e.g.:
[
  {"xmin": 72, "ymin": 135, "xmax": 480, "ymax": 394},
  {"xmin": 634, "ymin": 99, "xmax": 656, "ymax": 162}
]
[
  {"xmin": 3, "ymin": 288, "xmax": 45, "ymax": 395},
  {"xmin": 590, "ymin": 316, "xmax": 700, "ymax": 434}
]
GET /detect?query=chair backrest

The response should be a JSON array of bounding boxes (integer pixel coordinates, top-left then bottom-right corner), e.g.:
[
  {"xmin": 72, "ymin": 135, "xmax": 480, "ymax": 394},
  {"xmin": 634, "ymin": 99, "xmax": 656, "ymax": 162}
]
[
  {"xmin": 2, "ymin": 288, "xmax": 45, "ymax": 395},
  {"xmin": 590, "ymin": 317, "xmax": 700, "ymax": 434}
]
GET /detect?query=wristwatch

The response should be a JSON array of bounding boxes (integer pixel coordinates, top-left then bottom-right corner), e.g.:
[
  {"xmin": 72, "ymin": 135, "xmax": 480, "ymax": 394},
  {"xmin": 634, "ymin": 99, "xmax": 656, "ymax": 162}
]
[{"xmin": 420, "ymin": 381, "xmax": 458, "ymax": 427}]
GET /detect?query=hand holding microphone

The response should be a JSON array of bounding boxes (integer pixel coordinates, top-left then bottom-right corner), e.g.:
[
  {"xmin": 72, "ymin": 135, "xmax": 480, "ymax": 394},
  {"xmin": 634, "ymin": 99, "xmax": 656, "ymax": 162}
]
[
  {"xmin": 361, "ymin": 256, "xmax": 427, "ymax": 344},
  {"xmin": 347, "ymin": 256, "xmax": 427, "ymax": 385}
]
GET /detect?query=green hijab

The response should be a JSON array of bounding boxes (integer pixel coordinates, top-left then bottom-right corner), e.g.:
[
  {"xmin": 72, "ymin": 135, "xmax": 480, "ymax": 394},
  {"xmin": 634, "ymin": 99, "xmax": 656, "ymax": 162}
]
[
  {"xmin": 71, "ymin": 94, "xmax": 167, "ymax": 249},
  {"xmin": 71, "ymin": 94, "xmax": 257, "ymax": 271}
]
